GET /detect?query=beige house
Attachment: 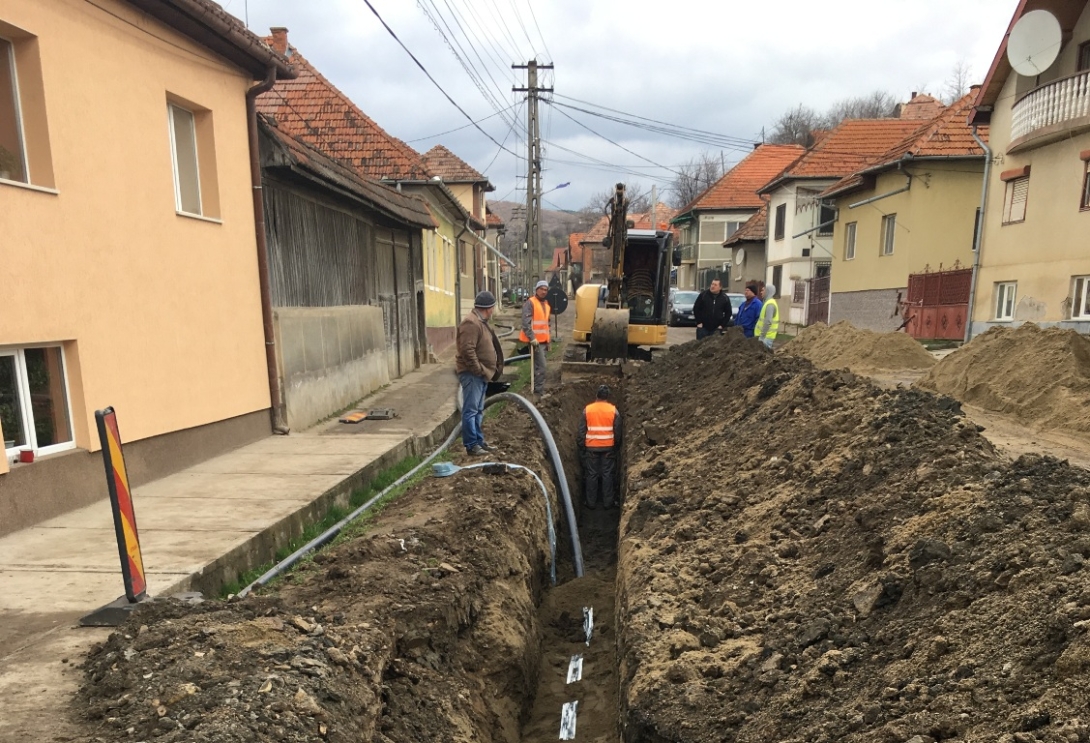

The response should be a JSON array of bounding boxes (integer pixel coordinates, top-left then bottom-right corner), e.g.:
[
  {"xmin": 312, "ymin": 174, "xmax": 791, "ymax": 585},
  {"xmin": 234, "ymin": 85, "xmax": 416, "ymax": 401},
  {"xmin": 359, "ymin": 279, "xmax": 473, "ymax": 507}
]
[
  {"xmin": 821, "ymin": 94, "xmax": 987, "ymax": 334},
  {"xmin": 970, "ymin": 0, "xmax": 1090, "ymax": 335},
  {"xmin": 0, "ymin": 0, "xmax": 294, "ymax": 533}
]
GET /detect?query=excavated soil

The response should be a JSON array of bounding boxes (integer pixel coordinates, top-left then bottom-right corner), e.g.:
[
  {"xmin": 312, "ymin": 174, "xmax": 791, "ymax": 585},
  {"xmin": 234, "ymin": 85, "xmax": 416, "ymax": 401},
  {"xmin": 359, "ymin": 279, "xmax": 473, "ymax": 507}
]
[
  {"xmin": 917, "ymin": 324, "xmax": 1090, "ymax": 439},
  {"xmin": 785, "ymin": 321, "xmax": 937, "ymax": 374},
  {"xmin": 619, "ymin": 329, "xmax": 1090, "ymax": 743}
]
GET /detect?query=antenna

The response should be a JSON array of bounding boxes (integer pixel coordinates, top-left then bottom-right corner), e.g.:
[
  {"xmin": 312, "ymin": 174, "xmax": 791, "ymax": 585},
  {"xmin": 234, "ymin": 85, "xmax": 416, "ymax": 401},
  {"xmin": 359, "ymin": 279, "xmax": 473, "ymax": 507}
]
[{"xmin": 1007, "ymin": 9, "xmax": 1062, "ymax": 77}]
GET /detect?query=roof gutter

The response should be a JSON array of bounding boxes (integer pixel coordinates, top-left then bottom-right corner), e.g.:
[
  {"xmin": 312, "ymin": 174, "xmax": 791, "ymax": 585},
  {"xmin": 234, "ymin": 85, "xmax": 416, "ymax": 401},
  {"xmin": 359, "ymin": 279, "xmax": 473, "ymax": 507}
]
[
  {"xmin": 468, "ymin": 229, "xmax": 515, "ymax": 266},
  {"xmin": 965, "ymin": 125, "xmax": 992, "ymax": 344},
  {"xmin": 247, "ymin": 66, "xmax": 288, "ymax": 434}
]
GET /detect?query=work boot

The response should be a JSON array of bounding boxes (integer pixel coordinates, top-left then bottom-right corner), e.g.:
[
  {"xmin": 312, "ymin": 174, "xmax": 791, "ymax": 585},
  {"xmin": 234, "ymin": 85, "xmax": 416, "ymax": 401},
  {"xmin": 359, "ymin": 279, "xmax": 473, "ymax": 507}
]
[
  {"xmin": 467, "ymin": 445, "xmax": 486, "ymax": 457},
  {"xmin": 583, "ymin": 499, "xmax": 597, "ymax": 510},
  {"xmin": 480, "ymin": 443, "xmax": 502, "ymax": 455}
]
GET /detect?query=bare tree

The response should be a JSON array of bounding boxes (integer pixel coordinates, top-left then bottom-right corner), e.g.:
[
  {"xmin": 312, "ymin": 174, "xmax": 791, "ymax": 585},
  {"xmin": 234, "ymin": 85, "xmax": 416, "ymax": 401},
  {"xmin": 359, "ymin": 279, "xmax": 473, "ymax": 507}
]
[
  {"xmin": 943, "ymin": 58, "xmax": 973, "ymax": 104},
  {"xmin": 825, "ymin": 90, "xmax": 897, "ymax": 124},
  {"xmin": 769, "ymin": 104, "xmax": 825, "ymax": 147},
  {"xmin": 668, "ymin": 151, "xmax": 726, "ymax": 208},
  {"xmin": 582, "ymin": 182, "xmax": 653, "ymax": 217}
]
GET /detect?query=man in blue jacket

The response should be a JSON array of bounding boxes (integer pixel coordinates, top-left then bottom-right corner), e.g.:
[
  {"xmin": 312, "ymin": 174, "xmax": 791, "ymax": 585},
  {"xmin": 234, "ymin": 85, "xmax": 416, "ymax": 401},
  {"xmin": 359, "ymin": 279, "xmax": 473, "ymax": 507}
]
[{"xmin": 735, "ymin": 283, "xmax": 763, "ymax": 338}]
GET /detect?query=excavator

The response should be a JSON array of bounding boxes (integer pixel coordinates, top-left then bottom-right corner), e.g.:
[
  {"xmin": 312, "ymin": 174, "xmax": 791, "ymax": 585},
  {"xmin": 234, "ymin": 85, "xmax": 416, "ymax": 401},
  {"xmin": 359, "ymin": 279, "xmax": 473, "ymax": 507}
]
[{"xmin": 567, "ymin": 183, "xmax": 678, "ymax": 364}]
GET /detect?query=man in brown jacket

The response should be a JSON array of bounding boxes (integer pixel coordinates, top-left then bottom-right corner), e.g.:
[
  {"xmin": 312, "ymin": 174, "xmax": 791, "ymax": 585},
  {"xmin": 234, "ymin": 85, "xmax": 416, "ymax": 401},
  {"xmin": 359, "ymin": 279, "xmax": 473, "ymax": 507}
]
[{"xmin": 455, "ymin": 291, "xmax": 504, "ymax": 455}]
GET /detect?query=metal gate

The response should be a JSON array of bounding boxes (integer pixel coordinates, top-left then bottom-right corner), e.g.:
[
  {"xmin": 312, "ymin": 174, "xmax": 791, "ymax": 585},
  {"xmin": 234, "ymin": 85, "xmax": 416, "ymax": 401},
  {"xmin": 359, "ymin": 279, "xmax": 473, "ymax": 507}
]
[
  {"xmin": 807, "ymin": 275, "xmax": 830, "ymax": 326},
  {"xmin": 905, "ymin": 267, "xmax": 972, "ymax": 340}
]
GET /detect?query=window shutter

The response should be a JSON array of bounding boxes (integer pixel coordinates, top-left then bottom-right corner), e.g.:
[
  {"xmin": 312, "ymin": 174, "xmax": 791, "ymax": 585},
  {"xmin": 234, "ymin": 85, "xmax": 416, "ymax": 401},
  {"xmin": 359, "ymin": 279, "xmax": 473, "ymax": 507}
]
[{"xmin": 1004, "ymin": 177, "xmax": 1029, "ymax": 223}]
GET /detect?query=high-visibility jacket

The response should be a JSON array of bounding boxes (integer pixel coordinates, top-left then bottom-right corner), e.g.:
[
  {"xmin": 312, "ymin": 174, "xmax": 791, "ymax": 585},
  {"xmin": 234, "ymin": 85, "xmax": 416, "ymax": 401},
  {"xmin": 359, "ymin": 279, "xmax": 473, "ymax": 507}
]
[
  {"xmin": 583, "ymin": 401, "xmax": 618, "ymax": 448},
  {"xmin": 519, "ymin": 296, "xmax": 551, "ymax": 343},
  {"xmin": 760, "ymin": 298, "xmax": 780, "ymax": 340}
]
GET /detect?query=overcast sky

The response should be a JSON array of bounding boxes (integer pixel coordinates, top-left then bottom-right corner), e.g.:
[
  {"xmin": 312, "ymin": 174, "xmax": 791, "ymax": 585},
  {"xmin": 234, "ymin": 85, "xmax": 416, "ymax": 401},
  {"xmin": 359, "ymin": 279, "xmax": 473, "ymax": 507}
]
[{"xmin": 228, "ymin": 0, "xmax": 1018, "ymax": 210}]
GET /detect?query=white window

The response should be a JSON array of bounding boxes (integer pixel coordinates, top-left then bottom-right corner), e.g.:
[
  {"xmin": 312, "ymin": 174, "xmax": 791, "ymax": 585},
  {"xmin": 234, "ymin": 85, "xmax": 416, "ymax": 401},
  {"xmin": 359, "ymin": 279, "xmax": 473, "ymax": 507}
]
[
  {"xmin": 725, "ymin": 221, "xmax": 744, "ymax": 240},
  {"xmin": 1, "ymin": 346, "xmax": 75, "ymax": 460},
  {"xmin": 1002, "ymin": 176, "xmax": 1029, "ymax": 224},
  {"xmin": 168, "ymin": 102, "xmax": 202, "ymax": 215},
  {"xmin": 880, "ymin": 214, "xmax": 896, "ymax": 256},
  {"xmin": 995, "ymin": 282, "xmax": 1016, "ymax": 321},
  {"xmin": 0, "ymin": 36, "xmax": 28, "ymax": 183},
  {"xmin": 844, "ymin": 222, "xmax": 857, "ymax": 260},
  {"xmin": 1072, "ymin": 276, "xmax": 1090, "ymax": 320}
]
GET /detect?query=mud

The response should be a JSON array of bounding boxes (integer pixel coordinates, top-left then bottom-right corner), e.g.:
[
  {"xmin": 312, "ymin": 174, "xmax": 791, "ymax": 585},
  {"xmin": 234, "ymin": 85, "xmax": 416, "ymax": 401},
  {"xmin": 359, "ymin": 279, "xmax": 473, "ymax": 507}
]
[
  {"xmin": 618, "ymin": 330, "xmax": 1090, "ymax": 742},
  {"xmin": 786, "ymin": 321, "xmax": 936, "ymax": 374},
  {"xmin": 917, "ymin": 323, "xmax": 1090, "ymax": 439}
]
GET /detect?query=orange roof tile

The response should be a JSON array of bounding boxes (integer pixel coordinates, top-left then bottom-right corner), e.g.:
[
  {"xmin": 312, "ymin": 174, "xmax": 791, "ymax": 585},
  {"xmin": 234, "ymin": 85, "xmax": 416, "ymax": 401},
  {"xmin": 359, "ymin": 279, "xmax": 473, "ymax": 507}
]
[
  {"xmin": 568, "ymin": 232, "xmax": 587, "ymax": 264},
  {"xmin": 679, "ymin": 144, "xmax": 805, "ymax": 214},
  {"xmin": 895, "ymin": 93, "xmax": 944, "ymax": 120},
  {"xmin": 821, "ymin": 94, "xmax": 989, "ymax": 199},
  {"xmin": 581, "ymin": 215, "xmax": 611, "ymax": 244},
  {"xmin": 486, "ymin": 209, "xmax": 504, "ymax": 227},
  {"xmin": 256, "ymin": 38, "xmax": 430, "ymax": 181},
  {"xmin": 723, "ymin": 204, "xmax": 768, "ymax": 246},
  {"xmin": 758, "ymin": 118, "xmax": 925, "ymax": 193},
  {"xmin": 422, "ymin": 145, "xmax": 493, "ymax": 188}
]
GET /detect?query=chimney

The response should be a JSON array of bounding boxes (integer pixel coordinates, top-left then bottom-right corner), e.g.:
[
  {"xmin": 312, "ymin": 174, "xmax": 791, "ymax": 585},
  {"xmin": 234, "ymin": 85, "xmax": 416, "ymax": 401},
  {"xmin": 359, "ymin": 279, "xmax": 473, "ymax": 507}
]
[
  {"xmin": 911, "ymin": 91, "xmax": 918, "ymax": 99},
  {"xmin": 270, "ymin": 27, "xmax": 289, "ymax": 56}
]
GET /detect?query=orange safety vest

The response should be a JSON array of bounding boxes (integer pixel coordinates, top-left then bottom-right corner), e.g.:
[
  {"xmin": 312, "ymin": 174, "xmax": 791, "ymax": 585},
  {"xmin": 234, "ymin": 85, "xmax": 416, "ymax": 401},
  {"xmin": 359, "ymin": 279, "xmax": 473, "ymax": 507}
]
[
  {"xmin": 519, "ymin": 296, "xmax": 551, "ymax": 343},
  {"xmin": 584, "ymin": 401, "xmax": 618, "ymax": 448}
]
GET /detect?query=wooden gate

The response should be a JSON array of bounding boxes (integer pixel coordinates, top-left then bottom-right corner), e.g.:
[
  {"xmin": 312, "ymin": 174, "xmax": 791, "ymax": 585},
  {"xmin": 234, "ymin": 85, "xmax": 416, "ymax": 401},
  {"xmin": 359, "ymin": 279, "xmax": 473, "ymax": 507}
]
[
  {"xmin": 905, "ymin": 267, "xmax": 972, "ymax": 340},
  {"xmin": 807, "ymin": 276, "xmax": 830, "ymax": 326}
]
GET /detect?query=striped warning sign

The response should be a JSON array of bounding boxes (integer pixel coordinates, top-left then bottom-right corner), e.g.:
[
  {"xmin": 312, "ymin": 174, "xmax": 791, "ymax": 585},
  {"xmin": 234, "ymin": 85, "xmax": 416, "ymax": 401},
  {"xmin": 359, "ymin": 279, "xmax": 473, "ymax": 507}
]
[{"xmin": 95, "ymin": 408, "xmax": 147, "ymax": 602}]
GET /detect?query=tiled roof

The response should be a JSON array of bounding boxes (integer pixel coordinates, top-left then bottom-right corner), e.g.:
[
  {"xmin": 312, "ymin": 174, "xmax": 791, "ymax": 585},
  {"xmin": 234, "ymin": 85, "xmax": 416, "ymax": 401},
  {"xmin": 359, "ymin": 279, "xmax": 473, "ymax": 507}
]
[
  {"xmin": 579, "ymin": 203, "xmax": 678, "ymax": 245},
  {"xmin": 422, "ymin": 145, "xmax": 493, "ymax": 188},
  {"xmin": 568, "ymin": 232, "xmax": 587, "ymax": 264},
  {"xmin": 723, "ymin": 204, "xmax": 768, "ymax": 246},
  {"xmin": 973, "ymin": 0, "xmax": 1087, "ymax": 116},
  {"xmin": 758, "ymin": 118, "xmax": 926, "ymax": 194},
  {"xmin": 486, "ymin": 208, "xmax": 504, "ymax": 227},
  {"xmin": 679, "ymin": 144, "xmax": 805, "ymax": 214},
  {"xmin": 896, "ymin": 93, "xmax": 944, "ymax": 120},
  {"xmin": 821, "ymin": 94, "xmax": 989, "ymax": 199},
  {"xmin": 256, "ymin": 40, "xmax": 430, "ymax": 181},
  {"xmin": 546, "ymin": 246, "xmax": 567, "ymax": 272},
  {"xmin": 581, "ymin": 215, "xmax": 611, "ymax": 244},
  {"xmin": 259, "ymin": 117, "xmax": 435, "ymax": 229}
]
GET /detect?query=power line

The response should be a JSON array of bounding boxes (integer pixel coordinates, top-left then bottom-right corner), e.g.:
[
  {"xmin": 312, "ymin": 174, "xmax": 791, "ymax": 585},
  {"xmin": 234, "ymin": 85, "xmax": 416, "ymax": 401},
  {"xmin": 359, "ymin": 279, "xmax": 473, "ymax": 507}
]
[
  {"xmin": 547, "ymin": 102, "xmax": 685, "ymax": 177},
  {"xmin": 360, "ymin": 0, "xmax": 520, "ymax": 157},
  {"xmin": 524, "ymin": 1, "xmax": 553, "ymax": 63},
  {"xmin": 406, "ymin": 102, "xmax": 519, "ymax": 142}
]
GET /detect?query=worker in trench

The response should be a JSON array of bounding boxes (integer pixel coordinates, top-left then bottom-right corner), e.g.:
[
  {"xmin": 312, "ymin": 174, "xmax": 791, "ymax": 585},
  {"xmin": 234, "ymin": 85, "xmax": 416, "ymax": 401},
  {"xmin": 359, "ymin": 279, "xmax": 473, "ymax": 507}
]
[
  {"xmin": 578, "ymin": 384, "xmax": 622, "ymax": 510},
  {"xmin": 520, "ymin": 280, "xmax": 552, "ymax": 398}
]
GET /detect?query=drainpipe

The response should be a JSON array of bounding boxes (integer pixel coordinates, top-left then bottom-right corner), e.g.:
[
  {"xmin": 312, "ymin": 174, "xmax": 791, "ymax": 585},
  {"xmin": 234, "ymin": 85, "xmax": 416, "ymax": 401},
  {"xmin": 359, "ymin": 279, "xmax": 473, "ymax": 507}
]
[
  {"xmin": 965, "ymin": 126, "xmax": 992, "ymax": 343},
  {"xmin": 246, "ymin": 67, "xmax": 289, "ymax": 434}
]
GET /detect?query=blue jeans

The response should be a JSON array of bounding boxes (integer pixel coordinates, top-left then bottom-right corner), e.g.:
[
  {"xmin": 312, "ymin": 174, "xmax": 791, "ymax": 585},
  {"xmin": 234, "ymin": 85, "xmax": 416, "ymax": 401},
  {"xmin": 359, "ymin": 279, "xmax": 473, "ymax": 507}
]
[
  {"xmin": 696, "ymin": 327, "xmax": 715, "ymax": 340},
  {"xmin": 458, "ymin": 372, "xmax": 487, "ymax": 450}
]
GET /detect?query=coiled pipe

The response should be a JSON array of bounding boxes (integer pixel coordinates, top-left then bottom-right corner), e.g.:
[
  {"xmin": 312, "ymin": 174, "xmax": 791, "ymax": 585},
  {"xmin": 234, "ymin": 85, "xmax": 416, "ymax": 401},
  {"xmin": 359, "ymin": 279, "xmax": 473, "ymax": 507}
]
[{"xmin": 483, "ymin": 393, "xmax": 584, "ymax": 577}]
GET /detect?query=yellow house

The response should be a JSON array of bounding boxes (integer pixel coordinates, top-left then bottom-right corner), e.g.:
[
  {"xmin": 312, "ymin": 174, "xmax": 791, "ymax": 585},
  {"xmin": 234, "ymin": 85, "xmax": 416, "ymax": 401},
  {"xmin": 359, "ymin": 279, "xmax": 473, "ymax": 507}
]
[
  {"xmin": 969, "ymin": 0, "xmax": 1090, "ymax": 335},
  {"xmin": 0, "ymin": 0, "xmax": 293, "ymax": 533},
  {"xmin": 822, "ymin": 94, "xmax": 987, "ymax": 335}
]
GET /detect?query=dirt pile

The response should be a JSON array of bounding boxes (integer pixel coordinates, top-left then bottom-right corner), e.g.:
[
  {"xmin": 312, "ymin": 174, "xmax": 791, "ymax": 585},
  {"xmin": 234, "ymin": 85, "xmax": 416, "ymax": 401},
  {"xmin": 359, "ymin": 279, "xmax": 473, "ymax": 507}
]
[
  {"xmin": 785, "ymin": 321, "xmax": 936, "ymax": 373},
  {"xmin": 618, "ymin": 329, "xmax": 1090, "ymax": 743},
  {"xmin": 917, "ymin": 323, "xmax": 1090, "ymax": 437},
  {"xmin": 71, "ymin": 403, "xmax": 562, "ymax": 743}
]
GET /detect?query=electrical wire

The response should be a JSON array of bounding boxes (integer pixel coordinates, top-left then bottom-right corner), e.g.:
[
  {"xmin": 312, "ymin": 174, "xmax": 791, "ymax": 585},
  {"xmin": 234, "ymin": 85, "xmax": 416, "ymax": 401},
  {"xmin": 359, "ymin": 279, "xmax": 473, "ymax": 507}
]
[
  {"xmin": 547, "ymin": 102, "xmax": 685, "ymax": 177},
  {"xmin": 406, "ymin": 103, "xmax": 519, "ymax": 142},
  {"xmin": 524, "ymin": 0, "xmax": 553, "ymax": 63},
  {"xmin": 360, "ymin": 0, "xmax": 520, "ymax": 157}
]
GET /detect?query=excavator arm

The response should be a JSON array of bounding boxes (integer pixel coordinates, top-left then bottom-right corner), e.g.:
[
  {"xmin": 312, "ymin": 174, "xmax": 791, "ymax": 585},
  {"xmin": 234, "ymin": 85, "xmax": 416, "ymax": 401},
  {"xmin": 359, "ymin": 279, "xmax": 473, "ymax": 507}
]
[{"xmin": 590, "ymin": 183, "xmax": 632, "ymax": 360}]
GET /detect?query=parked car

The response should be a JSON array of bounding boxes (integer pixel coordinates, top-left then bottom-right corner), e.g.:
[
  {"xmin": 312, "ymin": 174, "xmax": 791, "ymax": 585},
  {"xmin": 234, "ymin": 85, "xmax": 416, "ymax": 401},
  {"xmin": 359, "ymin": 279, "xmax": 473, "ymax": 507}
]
[
  {"xmin": 727, "ymin": 293, "xmax": 745, "ymax": 320},
  {"xmin": 668, "ymin": 290, "xmax": 700, "ymax": 326}
]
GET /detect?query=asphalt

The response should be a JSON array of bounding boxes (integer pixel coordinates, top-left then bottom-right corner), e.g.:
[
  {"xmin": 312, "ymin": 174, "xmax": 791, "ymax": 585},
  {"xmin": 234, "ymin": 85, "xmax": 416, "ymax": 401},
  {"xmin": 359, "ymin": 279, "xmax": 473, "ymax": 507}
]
[{"xmin": 0, "ymin": 352, "xmax": 465, "ymax": 742}]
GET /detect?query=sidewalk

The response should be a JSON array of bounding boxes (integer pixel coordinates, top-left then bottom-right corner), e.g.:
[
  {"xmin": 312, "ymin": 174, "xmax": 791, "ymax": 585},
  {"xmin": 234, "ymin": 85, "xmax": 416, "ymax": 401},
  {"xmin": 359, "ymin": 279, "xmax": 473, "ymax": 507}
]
[{"xmin": 0, "ymin": 358, "xmax": 458, "ymax": 742}]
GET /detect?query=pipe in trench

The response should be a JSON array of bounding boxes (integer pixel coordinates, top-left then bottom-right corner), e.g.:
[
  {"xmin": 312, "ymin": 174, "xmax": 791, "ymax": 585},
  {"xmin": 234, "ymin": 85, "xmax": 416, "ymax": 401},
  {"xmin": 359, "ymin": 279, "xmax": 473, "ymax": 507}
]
[{"xmin": 236, "ymin": 393, "xmax": 584, "ymax": 596}]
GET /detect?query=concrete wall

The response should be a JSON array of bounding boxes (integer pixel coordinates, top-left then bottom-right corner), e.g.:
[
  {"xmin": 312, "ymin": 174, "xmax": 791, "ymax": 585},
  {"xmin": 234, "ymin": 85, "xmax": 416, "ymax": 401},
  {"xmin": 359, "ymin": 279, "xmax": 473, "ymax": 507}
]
[
  {"xmin": 274, "ymin": 306, "xmax": 389, "ymax": 431},
  {"xmin": 829, "ymin": 288, "xmax": 906, "ymax": 332},
  {"xmin": 973, "ymin": 7, "xmax": 1090, "ymax": 332},
  {"xmin": 830, "ymin": 164, "xmax": 982, "ymax": 295},
  {"xmin": 0, "ymin": 0, "xmax": 270, "ymax": 461}
]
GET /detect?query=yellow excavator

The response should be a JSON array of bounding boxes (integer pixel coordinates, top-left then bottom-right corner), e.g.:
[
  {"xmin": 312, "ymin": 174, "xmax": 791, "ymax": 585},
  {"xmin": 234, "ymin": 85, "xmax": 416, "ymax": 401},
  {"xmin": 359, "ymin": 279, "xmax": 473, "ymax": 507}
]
[{"xmin": 568, "ymin": 183, "xmax": 678, "ymax": 363}]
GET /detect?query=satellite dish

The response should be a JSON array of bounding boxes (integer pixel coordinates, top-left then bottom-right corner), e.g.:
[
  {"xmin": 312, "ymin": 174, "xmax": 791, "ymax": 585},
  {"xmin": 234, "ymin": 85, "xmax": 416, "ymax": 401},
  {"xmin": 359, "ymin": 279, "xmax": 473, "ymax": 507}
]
[
  {"xmin": 1007, "ymin": 9, "xmax": 1062, "ymax": 77},
  {"xmin": 736, "ymin": 248, "xmax": 747, "ymax": 266}
]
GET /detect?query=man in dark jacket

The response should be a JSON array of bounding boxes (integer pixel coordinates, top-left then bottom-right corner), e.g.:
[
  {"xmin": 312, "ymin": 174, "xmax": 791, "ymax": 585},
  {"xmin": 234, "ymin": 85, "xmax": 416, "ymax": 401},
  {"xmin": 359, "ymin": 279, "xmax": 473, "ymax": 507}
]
[{"xmin": 692, "ymin": 278, "xmax": 733, "ymax": 340}]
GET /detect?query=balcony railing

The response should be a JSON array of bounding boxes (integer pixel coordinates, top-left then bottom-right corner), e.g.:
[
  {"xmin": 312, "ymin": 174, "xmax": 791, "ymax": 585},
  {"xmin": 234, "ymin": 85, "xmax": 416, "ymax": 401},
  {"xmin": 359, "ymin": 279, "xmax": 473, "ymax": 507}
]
[{"xmin": 1010, "ymin": 70, "xmax": 1090, "ymax": 149}]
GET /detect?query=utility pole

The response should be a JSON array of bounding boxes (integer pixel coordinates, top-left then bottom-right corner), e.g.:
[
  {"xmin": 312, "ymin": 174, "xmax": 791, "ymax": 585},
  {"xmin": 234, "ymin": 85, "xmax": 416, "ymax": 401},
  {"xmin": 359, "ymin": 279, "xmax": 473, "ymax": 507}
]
[{"xmin": 513, "ymin": 59, "xmax": 553, "ymax": 288}]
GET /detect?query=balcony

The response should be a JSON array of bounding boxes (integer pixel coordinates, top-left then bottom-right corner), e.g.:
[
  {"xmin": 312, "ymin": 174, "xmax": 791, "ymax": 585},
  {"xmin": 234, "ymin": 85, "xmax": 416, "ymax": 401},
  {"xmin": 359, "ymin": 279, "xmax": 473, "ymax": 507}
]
[
  {"xmin": 1010, "ymin": 70, "xmax": 1090, "ymax": 152},
  {"xmin": 678, "ymin": 245, "xmax": 696, "ymax": 264}
]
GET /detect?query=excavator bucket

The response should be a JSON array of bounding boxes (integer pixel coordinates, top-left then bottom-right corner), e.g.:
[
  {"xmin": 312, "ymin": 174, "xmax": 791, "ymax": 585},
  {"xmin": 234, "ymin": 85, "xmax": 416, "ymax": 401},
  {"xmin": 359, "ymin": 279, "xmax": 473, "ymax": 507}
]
[{"xmin": 589, "ymin": 309, "xmax": 630, "ymax": 361}]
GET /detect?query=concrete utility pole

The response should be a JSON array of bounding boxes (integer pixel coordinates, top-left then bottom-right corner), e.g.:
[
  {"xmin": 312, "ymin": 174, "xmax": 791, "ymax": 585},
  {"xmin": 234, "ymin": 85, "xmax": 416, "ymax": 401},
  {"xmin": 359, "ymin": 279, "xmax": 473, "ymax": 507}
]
[{"xmin": 513, "ymin": 59, "xmax": 553, "ymax": 288}]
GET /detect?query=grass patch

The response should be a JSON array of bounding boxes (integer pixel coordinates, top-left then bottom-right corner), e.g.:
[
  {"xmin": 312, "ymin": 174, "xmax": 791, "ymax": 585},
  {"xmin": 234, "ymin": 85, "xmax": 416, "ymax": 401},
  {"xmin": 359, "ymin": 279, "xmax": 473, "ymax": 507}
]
[{"xmin": 219, "ymin": 450, "xmax": 445, "ymax": 598}]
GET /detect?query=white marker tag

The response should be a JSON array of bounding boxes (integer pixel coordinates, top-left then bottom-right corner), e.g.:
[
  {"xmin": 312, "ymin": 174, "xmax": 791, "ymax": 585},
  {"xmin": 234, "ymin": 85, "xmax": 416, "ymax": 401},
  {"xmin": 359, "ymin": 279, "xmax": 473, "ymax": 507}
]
[
  {"xmin": 559, "ymin": 700, "xmax": 579, "ymax": 740},
  {"xmin": 566, "ymin": 654, "xmax": 583, "ymax": 683},
  {"xmin": 583, "ymin": 606, "xmax": 594, "ymax": 646}
]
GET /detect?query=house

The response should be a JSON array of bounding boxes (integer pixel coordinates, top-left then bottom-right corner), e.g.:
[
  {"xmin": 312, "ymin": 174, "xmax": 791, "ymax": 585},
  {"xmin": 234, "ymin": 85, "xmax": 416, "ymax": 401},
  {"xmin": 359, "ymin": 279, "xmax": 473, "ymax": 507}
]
[
  {"xmin": 255, "ymin": 31, "xmax": 447, "ymax": 428},
  {"xmin": 671, "ymin": 144, "xmax": 804, "ymax": 291},
  {"xmin": 968, "ymin": 0, "xmax": 1090, "ymax": 335},
  {"xmin": 420, "ymin": 145, "xmax": 498, "ymax": 314},
  {"xmin": 819, "ymin": 94, "xmax": 988, "ymax": 336},
  {"xmin": 722, "ymin": 204, "xmax": 770, "ymax": 290},
  {"xmin": 0, "ymin": 0, "xmax": 293, "ymax": 533},
  {"xmin": 756, "ymin": 118, "xmax": 925, "ymax": 325}
]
